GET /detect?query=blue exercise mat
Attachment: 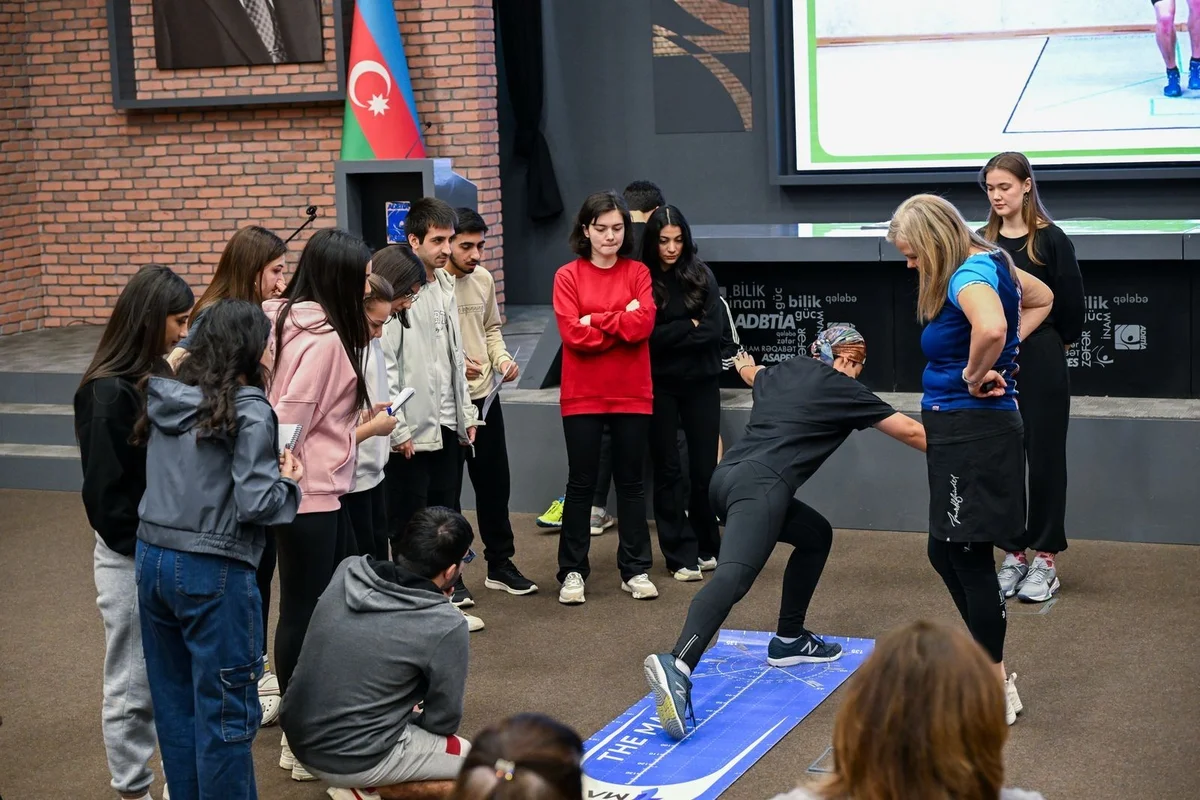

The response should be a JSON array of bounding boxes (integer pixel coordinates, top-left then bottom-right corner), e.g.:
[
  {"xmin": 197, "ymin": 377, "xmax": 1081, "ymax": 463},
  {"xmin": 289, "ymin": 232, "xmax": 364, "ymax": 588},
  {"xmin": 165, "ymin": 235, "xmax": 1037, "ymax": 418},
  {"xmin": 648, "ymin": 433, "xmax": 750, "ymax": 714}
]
[{"xmin": 582, "ymin": 630, "xmax": 874, "ymax": 800}]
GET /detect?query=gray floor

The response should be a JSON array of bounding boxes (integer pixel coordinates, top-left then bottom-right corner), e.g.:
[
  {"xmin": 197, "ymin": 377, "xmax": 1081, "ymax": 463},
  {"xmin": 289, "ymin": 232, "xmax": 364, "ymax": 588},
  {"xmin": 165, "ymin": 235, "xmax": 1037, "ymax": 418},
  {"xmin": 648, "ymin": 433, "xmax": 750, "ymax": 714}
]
[{"xmin": 1, "ymin": 490, "xmax": 1198, "ymax": 800}]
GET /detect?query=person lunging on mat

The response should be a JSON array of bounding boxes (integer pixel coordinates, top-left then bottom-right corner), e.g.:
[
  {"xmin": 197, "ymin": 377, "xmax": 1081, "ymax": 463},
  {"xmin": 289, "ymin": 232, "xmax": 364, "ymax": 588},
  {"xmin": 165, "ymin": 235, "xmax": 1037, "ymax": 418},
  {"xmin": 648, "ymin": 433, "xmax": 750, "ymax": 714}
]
[
  {"xmin": 643, "ymin": 325, "xmax": 927, "ymax": 740},
  {"xmin": 887, "ymin": 193, "xmax": 1054, "ymax": 726}
]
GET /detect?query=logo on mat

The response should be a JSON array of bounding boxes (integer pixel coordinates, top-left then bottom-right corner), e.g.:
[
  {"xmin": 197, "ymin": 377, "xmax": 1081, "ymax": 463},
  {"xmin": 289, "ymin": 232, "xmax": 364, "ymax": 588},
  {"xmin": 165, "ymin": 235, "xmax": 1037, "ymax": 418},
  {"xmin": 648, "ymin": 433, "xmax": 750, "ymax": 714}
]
[
  {"xmin": 1114, "ymin": 324, "xmax": 1146, "ymax": 350},
  {"xmin": 947, "ymin": 475, "xmax": 963, "ymax": 527}
]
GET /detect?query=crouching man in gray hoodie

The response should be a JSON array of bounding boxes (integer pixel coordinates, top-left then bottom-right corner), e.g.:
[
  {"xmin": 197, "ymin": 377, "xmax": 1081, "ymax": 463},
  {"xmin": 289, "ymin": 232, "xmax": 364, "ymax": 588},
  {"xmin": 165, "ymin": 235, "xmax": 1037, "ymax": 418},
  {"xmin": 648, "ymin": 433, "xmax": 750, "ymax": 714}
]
[{"xmin": 280, "ymin": 506, "xmax": 474, "ymax": 799}]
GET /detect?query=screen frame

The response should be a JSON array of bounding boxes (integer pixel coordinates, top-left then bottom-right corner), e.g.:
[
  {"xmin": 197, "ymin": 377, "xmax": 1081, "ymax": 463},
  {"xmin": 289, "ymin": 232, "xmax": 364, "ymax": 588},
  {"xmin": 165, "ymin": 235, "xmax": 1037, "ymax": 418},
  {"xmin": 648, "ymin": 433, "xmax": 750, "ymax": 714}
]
[{"xmin": 764, "ymin": 0, "xmax": 1200, "ymax": 186}]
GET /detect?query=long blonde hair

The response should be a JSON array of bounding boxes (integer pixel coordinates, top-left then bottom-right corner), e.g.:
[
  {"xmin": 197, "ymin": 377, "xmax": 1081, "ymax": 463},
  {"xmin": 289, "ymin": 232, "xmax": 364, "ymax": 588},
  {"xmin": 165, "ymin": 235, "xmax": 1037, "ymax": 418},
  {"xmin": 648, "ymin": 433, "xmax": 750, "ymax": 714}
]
[
  {"xmin": 814, "ymin": 620, "xmax": 1009, "ymax": 800},
  {"xmin": 887, "ymin": 194, "xmax": 1013, "ymax": 323},
  {"xmin": 979, "ymin": 152, "xmax": 1053, "ymax": 266}
]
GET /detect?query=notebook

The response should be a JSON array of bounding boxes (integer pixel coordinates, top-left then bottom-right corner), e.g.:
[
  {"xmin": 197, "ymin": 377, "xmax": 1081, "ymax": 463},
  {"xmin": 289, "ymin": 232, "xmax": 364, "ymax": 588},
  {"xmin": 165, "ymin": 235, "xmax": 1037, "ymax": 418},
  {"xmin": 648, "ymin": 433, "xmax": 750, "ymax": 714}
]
[{"xmin": 278, "ymin": 424, "xmax": 302, "ymax": 455}]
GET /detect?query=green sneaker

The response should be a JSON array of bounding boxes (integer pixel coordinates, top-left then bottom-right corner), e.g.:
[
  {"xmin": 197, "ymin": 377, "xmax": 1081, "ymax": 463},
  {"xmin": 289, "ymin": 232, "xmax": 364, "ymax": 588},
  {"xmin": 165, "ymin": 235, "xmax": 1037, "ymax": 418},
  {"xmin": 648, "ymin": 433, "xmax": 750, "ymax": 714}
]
[{"xmin": 537, "ymin": 496, "xmax": 564, "ymax": 528}]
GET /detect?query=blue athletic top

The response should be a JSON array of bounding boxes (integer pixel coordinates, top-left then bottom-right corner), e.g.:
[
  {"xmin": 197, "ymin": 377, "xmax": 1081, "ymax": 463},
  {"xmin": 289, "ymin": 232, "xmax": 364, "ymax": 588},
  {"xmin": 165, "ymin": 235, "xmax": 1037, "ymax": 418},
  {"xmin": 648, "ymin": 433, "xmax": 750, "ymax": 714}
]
[{"xmin": 921, "ymin": 252, "xmax": 1021, "ymax": 412}]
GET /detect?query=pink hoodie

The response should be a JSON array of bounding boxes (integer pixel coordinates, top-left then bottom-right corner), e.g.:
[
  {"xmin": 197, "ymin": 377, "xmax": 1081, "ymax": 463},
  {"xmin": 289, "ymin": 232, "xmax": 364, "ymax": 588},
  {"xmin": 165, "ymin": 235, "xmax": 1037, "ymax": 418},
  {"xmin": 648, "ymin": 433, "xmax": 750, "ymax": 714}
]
[{"xmin": 263, "ymin": 299, "xmax": 360, "ymax": 514}]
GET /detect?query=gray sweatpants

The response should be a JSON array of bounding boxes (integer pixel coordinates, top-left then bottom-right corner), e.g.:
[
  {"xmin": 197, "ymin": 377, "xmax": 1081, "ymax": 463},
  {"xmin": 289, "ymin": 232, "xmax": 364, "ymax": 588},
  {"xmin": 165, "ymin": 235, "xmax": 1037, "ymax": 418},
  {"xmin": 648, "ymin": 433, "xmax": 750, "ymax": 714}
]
[
  {"xmin": 309, "ymin": 726, "xmax": 470, "ymax": 788},
  {"xmin": 94, "ymin": 534, "xmax": 158, "ymax": 796}
]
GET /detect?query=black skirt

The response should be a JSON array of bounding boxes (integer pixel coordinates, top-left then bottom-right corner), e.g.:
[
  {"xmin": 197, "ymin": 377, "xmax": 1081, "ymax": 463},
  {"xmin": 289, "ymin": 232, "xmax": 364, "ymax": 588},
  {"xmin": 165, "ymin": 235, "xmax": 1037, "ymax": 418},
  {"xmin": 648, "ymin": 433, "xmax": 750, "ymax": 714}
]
[{"xmin": 923, "ymin": 409, "xmax": 1024, "ymax": 544}]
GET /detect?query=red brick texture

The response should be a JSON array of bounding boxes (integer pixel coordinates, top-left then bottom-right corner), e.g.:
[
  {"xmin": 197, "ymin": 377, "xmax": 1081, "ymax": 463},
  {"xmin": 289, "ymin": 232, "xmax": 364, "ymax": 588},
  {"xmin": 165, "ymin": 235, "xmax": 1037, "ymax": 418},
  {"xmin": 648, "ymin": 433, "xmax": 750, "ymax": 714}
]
[
  {"xmin": 0, "ymin": 1, "xmax": 43, "ymax": 333},
  {"xmin": 0, "ymin": 0, "xmax": 502, "ymax": 335}
]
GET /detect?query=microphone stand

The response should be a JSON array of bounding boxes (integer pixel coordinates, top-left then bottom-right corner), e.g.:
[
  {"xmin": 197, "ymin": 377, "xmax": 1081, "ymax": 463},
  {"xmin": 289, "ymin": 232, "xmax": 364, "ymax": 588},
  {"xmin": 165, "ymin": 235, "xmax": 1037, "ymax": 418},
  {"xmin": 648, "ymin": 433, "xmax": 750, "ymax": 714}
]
[{"xmin": 284, "ymin": 205, "xmax": 319, "ymax": 244}]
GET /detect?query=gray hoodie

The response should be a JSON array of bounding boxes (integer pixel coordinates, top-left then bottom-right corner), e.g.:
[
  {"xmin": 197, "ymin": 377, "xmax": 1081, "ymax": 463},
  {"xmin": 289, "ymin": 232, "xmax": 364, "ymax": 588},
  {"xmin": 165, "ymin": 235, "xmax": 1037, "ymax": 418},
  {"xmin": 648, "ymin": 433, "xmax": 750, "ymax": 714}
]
[
  {"xmin": 137, "ymin": 376, "xmax": 301, "ymax": 568},
  {"xmin": 279, "ymin": 555, "xmax": 469, "ymax": 776}
]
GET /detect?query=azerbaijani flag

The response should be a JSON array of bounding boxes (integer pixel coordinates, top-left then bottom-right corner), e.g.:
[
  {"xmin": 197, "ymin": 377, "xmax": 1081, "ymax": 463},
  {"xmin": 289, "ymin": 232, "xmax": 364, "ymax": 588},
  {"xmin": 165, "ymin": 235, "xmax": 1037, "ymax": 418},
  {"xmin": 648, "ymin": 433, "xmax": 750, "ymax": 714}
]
[{"xmin": 340, "ymin": 0, "xmax": 425, "ymax": 160}]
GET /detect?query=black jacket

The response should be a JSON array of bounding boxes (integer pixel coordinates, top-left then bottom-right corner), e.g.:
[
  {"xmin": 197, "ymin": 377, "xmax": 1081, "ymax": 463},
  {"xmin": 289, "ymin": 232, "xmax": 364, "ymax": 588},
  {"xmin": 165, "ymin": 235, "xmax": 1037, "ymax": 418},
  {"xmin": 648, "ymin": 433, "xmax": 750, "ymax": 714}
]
[
  {"xmin": 648, "ymin": 262, "xmax": 723, "ymax": 387},
  {"xmin": 75, "ymin": 377, "xmax": 146, "ymax": 556}
]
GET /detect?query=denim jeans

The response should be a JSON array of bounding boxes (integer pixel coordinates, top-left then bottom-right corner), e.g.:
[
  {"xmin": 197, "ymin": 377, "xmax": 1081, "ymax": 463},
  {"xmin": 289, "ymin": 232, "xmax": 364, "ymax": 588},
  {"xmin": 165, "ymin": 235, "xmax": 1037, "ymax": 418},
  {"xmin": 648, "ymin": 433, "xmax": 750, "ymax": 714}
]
[{"xmin": 136, "ymin": 541, "xmax": 264, "ymax": 800}]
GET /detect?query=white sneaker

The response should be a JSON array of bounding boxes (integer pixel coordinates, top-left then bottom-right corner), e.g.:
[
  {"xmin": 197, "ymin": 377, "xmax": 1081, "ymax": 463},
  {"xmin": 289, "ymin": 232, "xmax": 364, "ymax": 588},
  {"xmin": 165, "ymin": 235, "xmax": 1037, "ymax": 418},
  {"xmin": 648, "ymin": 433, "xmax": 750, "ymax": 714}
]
[
  {"xmin": 673, "ymin": 567, "xmax": 702, "ymax": 582},
  {"xmin": 279, "ymin": 733, "xmax": 317, "ymax": 781},
  {"xmin": 697, "ymin": 557, "xmax": 717, "ymax": 572},
  {"xmin": 258, "ymin": 669, "xmax": 281, "ymax": 727},
  {"xmin": 559, "ymin": 572, "xmax": 586, "ymax": 604},
  {"xmin": 590, "ymin": 507, "xmax": 615, "ymax": 536},
  {"xmin": 278, "ymin": 732, "xmax": 294, "ymax": 770},
  {"xmin": 463, "ymin": 610, "xmax": 485, "ymax": 632},
  {"xmin": 1005, "ymin": 673, "xmax": 1023, "ymax": 725},
  {"xmin": 621, "ymin": 573, "xmax": 659, "ymax": 600},
  {"xmin": 328, "ymin": 788, "xmax": 382, "ymax": 800}
]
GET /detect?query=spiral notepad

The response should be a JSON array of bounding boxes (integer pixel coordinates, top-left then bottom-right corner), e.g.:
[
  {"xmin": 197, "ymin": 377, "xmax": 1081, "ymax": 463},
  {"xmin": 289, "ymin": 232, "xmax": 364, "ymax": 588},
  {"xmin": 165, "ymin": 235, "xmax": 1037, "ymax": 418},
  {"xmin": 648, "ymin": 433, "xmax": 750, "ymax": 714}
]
[{"xmin": 278, "ymin": 424, "xmax": 302, "ymax": 454}]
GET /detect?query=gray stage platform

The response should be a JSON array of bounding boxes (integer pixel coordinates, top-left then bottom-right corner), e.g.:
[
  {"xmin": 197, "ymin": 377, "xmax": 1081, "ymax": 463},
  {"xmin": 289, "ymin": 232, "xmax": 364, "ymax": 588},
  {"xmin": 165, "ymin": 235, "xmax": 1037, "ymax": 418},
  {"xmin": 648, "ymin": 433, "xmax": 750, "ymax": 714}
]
[{"xmin": 3, "ymin": 306, "xmax": 1198, "ymax": 546}]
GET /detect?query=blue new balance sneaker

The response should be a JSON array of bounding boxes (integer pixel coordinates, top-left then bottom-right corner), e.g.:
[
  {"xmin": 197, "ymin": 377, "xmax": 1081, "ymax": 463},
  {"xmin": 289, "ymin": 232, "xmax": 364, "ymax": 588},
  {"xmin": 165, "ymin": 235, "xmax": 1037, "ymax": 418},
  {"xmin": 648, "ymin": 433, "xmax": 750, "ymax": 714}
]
[
  {"xmin": 643, "ymin": 653, "xmax": 695, "ymax": 740},
  {"xmin": 766, "ymin": 631, "xmax": 843, "ymax": 667},
  {"xmin": 1189, "ymin": 59, "xmax": 1200, "ymax": 91}
]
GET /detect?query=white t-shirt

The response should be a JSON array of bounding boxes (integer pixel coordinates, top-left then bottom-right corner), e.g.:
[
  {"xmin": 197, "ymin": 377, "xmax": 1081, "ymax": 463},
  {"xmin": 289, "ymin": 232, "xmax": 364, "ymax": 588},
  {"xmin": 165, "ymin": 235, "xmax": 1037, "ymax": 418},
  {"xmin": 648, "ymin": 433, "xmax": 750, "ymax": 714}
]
[{"xmin": 431, "ymin": 280, "xmax": 459, "ymax": 429}]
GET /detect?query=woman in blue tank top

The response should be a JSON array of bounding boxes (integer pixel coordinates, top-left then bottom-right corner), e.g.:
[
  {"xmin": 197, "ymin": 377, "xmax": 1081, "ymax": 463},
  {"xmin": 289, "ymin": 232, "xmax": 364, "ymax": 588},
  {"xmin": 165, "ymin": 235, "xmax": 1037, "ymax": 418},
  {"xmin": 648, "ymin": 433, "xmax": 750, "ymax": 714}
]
[{"xmin": 887, "ymin": 194, "xmax": 1053, "ymax": 727}]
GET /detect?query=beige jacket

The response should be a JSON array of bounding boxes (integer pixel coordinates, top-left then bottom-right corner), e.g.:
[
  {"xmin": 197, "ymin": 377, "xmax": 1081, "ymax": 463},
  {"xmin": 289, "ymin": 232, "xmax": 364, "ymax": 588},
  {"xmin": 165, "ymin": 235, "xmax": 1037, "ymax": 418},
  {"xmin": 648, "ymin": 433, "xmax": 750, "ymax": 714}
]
[{"xmin": 450, "ymin": 266, "xmax": 514, "ymax": 400}]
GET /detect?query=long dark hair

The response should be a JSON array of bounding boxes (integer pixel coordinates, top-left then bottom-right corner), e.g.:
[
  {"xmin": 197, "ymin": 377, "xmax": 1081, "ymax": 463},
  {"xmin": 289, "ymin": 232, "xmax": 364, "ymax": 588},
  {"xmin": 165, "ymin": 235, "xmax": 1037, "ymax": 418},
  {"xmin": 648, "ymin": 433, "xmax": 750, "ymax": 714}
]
[
  {"xmin": 80, "ymin": 264, "xmax": 194, "ymax": 388},
  {"xmin": 139, "ymin": 299, "xmax": 272, "ymax": 443},
  {"xmin": 191, "ymin": 225, "xmax": 287, "ymax": 322},
  {"xmin": 641, "ymin": 205, "xmax": 708, "ymax": 316},
  {"xmin": 273, "ymin": 228, "xmax": 371, "ymax": 410},
  {"xmin": 568, "ymin": 190, "xmax": 634, "ymax": 259},
  {"xmin": 979, "ymin": 151, "xmax": 1053, "ymax": 266},
  {"xmin": 371, "ymin": 244, "xmax": 426, "ymax": 328},
  {"xmin": 450, "ymin": 714, "xmax": 584, "ymax": 800}
]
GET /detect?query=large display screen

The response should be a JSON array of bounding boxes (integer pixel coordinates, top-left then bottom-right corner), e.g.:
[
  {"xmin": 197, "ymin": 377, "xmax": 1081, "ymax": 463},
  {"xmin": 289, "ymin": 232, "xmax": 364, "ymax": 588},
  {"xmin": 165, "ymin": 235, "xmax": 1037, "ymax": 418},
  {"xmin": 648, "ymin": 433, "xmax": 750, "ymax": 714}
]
[{"xmin": 791, "ymin": 0, "xmax": 1200, "ymax": 173}]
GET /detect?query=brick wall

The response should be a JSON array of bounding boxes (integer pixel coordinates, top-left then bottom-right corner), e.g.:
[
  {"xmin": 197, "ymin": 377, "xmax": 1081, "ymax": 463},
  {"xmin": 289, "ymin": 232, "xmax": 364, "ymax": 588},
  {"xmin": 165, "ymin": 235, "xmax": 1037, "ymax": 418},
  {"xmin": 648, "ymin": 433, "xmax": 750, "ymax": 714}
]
[
  {"xmin": 0, "ymin": 0, "xmax": 502, "ymax": 335},
  {"xmin": 0, "ymin": 1, "xmax": 43, "ymax": 333}
]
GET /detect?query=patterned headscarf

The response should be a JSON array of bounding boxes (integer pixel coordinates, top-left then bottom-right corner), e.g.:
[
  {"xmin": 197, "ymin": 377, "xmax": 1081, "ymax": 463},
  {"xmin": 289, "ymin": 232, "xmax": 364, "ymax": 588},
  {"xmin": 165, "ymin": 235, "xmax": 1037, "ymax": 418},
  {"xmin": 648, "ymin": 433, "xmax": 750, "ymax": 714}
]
[{"xmin": 811, "ymin": 323, "xmax": 867, "ymax": 366}]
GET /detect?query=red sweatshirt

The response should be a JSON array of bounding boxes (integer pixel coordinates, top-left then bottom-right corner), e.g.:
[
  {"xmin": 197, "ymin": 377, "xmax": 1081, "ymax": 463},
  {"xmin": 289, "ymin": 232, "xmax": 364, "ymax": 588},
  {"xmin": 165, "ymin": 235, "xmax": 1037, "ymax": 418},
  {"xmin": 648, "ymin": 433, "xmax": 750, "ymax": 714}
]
[{"xmin": 553, "ymin": 257, "xmax": 656, "ymax": 416}]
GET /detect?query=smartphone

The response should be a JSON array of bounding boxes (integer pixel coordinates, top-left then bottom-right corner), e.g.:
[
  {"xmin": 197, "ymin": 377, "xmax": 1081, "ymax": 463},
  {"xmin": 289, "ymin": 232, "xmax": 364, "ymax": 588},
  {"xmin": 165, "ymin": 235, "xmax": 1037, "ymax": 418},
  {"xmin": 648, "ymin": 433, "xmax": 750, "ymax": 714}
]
[
  {"xmin": 387, "ymin": 387, "xmax": 416, "ymax": 415},
  {"xmin": 980, "ymin": 369, "xmax": 1007, "ymax": 394}
]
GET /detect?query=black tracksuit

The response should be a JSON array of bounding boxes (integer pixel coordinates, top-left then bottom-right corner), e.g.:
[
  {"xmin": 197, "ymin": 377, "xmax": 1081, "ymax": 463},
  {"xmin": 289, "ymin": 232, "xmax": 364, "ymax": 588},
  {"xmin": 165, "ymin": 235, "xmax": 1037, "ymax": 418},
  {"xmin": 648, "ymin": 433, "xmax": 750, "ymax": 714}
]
[{"xmin": 647, "ymin": 263, "xmax": 724, "ymax": 571}]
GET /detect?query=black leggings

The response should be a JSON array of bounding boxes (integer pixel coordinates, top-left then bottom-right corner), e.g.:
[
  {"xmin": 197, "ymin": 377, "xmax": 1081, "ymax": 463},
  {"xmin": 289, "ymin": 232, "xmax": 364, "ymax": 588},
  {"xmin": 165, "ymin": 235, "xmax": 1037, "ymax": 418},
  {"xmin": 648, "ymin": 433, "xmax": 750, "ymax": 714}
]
[
  {"xmin": 256, "ymin": 532, "xmax": 276, "ymax": 660},
  {"xmin": 648, "ymin": 378, "xmax": 722, "ymax": 570},
  {"xmin": 672, "ymin": 461, "xmax": 833, "ymax": 671},
  {"xmin": 559, "ymin": 413, "xmax": 653, "ymax": 583},
  {"xmin": 927, "ymin": 536, "xmax": 1007, "ymax": 663},
  {"xmin": 273, "ymin": 506, "xmax": 356, "ymax": 694},
  {"xmin": 343, "ymin": 481, "xmax": 389, "ymax": 561}
]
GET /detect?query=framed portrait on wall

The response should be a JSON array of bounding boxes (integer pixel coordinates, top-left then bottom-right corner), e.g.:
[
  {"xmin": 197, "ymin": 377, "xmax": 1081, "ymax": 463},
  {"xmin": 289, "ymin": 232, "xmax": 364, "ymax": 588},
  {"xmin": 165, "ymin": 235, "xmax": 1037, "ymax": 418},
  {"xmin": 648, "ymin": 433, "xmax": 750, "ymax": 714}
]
[
  {"xmin": 106, "ymin": 0, "xmax": 348, "ymax": 109},
  {"xmin": 151, "ymin": 0, "xmax": 325, "ymax": 70}
]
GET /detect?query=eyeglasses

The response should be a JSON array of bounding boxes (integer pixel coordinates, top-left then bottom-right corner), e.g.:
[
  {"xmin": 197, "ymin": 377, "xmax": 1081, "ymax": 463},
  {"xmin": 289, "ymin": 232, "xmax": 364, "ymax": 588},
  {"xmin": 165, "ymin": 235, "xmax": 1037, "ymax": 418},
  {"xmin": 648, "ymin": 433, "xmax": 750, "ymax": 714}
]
[{"xmin": 462, "ymin": 548, "xmax": 476, "ymax": 564}]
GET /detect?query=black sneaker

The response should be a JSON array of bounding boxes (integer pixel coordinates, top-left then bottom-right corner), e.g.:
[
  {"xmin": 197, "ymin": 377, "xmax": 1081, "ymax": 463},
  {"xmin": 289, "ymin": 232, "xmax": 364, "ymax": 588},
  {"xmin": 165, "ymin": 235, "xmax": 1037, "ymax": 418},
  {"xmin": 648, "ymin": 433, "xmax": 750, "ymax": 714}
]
[
  {"xmin": 766, "ymin": 631, "xmax": 842, "ymax": 667},
  {"xmin": 643, "ymin": 653, "xmax": 695, "ymax": 740},
  {"xmin": 484, "ymin": 560, "xmax": 538, "ymax": 596},
  {"xmin": 451, "ymin": 575, "xmax": 475, "ymax": 608}
]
